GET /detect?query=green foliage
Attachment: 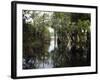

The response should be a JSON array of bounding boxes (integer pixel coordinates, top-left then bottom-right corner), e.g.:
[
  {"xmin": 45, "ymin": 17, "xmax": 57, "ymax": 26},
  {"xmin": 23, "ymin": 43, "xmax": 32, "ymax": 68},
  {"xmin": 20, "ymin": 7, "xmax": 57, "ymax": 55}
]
[
  {"xmin": 23, "ymin": 11, "xmax": 51, "ymax": 59},
  {"xmin": 23, "ymin": 10, "xmax": 91, "ymax": 69}
]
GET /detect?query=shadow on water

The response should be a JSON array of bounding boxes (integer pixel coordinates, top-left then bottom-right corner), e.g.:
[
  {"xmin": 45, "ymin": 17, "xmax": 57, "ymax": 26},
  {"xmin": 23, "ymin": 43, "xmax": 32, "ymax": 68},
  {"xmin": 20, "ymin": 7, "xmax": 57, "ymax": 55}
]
[
  {"xmin": 23, "ymin": 27, "xmax": 55, "ymax": 69},
  {"xmin": 23, "ymin": 27, "xmax": 91, "ymax": 69}
]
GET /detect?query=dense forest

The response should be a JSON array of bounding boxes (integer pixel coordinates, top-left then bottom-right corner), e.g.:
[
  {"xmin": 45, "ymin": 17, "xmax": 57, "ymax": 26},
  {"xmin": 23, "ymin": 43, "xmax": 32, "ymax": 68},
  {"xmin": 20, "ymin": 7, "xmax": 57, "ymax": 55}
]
[{"xmin": 22, "ymin": 10, "xmax": 91, "ymax": 69}]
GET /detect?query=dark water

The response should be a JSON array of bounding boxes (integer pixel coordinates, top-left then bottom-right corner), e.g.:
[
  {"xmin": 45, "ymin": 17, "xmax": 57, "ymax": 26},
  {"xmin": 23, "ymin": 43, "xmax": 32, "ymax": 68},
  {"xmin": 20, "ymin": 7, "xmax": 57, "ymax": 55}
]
[{"xmin": 23, "ymin": 27, "xmax": 90, "ymax": 69}]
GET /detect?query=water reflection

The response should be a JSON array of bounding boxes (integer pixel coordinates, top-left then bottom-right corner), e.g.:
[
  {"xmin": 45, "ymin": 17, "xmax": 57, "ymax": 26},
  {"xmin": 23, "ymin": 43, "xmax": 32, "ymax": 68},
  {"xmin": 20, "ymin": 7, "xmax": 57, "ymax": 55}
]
[
  {"xmin": 23, "ymin": 27, "xmax": 55, "ymax": 69},
  {"xmin": 36, "ymin": 27, "xmax": 55, "ymax": 68},
  {"xmin": 23, "ymin": 26, "xmax": 90, "ymax": 69}
]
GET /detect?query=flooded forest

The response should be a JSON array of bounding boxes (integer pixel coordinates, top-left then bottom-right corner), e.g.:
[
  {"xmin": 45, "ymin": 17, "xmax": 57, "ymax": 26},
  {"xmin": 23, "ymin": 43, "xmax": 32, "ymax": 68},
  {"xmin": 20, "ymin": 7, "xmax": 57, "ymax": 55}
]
[{"xmin": 22, "ymin": 10, "xmax": 91, "ymax": 69}]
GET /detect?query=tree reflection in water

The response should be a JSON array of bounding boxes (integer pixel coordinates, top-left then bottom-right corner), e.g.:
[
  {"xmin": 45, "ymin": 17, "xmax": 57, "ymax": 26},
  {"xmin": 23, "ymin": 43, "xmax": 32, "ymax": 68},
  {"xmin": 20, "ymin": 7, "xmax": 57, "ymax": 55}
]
[{"xmin": 23, "ymin": 10, "xmax": 91, "ymax": 69}]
